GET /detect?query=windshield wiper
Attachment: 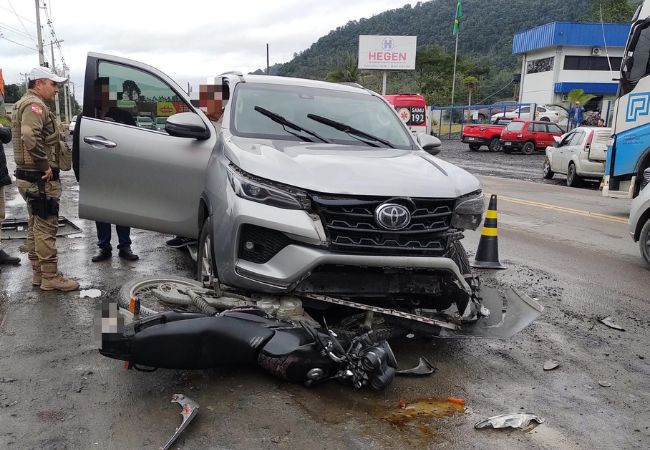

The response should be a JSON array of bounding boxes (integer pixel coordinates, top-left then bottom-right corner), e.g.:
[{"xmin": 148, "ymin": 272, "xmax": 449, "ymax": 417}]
[
  {"xmin": 307, "ymin": 114, "xmax": 395, "ymax": 148},
  {"xmin": 254, "ymin": 106, "xmax": 329, "ymax": 143}
]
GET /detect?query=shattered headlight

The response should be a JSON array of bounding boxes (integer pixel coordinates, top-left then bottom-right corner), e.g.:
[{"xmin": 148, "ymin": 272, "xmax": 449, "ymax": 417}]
[
  {"xmin": 226, "ymin": 164, "xmax": 311, "ymax": 210},
  {"xmin": 451, "ymin": 190, "xmax": 485, "ymax": 231}
]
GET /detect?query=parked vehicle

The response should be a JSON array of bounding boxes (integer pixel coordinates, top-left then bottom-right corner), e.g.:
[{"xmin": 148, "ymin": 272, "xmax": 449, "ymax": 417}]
[
  {"xmin": 135, "ymin": 115, "xmax": 156, "ymax": 130},
  {"xmin": 69, "ymin": 115, "xmax": 77, "ymax": 134},
  {"xmin": 629, "ymin": 170, "xmax": 650, "ymax": 266},
  {"xmin": 76, "ymin": 53, "xmax": 542, "ymax": 347},
  {"xmin": 603, "ymin": 0, "xmax": 650, "ymax": 199},
  {"xmin": 491, "ymin": 104, "xmax": 564, "ymax": 123},
  {"xmin": 155, "ymin": 117, "xmax": 167, "ymax": 131},
  {"xmin": 383, "ymin": 93, "xmax": 428, "ymax": 135},
  {"xmin": 500, "ymin": 120, "xmax": 564, "ymax": 155},
  {"xmin": 461, "ymin": 117, "xmax": 511, "ymax": 151},
  {"xmin": 543, "ymin": 127, "xmax": 612, "ymax": 187}
]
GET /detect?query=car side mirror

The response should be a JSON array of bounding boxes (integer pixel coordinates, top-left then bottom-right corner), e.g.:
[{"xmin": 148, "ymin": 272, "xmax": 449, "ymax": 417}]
[
  {"xmin": 165, "ymin": 112, "xmax": 210, "ymax": 140},
  {"xmin": 553, "ymin": 136, "xmax": 562, "ymax": 146},
  {"xmin": 417, "ymin": 133, "xmax": 441, "ymax": 155}
]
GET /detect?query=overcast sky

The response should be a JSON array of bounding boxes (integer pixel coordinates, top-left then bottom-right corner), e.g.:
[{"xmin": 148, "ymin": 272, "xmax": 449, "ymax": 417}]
[{"xmin": 0, "ymin": 0, "xmax": 416, "ymax": 102}]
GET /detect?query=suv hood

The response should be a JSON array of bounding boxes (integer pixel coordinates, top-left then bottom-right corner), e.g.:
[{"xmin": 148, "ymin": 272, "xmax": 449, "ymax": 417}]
[{"xmin": 225, "ymin": 136, "xmax": 481, "ymax": 198}]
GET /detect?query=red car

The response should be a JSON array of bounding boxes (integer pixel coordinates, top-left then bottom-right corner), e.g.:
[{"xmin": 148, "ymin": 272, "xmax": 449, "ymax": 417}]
[
  {"xmin": 461, "ymin": 118, "xmax": 511, "ymax": 152},
  {"xmin": 500, "ymin": 120, "xmax": 564, "ymax": 155}
]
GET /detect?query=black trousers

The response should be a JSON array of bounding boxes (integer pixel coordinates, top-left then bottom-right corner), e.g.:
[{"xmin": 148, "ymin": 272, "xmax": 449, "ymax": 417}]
[{"xmin": 95, "ymin": 222, "xmax": 131, "ymax": 251}]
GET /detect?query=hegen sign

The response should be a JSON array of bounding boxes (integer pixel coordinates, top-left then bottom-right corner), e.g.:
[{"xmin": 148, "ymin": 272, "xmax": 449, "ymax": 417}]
[{"xmin": 358, "ymin": 35, "xmax": 417, "ymax": 70}]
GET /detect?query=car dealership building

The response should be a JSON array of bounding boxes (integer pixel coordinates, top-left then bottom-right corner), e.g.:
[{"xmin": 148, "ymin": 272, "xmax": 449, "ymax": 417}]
[{"xmin": 514, "ymin": 22, "xmax": 631, "ymax": 121}]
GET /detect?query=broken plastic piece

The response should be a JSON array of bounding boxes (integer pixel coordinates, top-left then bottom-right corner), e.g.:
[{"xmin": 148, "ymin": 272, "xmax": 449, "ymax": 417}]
[
  {"xmin": 543, "ymin": 359, "xmax": 560, "ymax": 371},
  {"xmin": 161, "ymin": 394, "xmax": 199, "ymax": 450},
  {"xmin": 598, "ymin": 381, "xmax": 612, "ymax": 388},
  {"xmin": 395, "ymin": 357, "xmax": 436, "ymax": 376},
  {"xmin": 599, "ymin": 317, "xmax": 625, "ymax": 331},
  {"xmin": 80, "ymin": 289, "xmax": 102, "ymax": 299},
  {"xmin": 474, "ymin": 413, "xmax": 544, "ymax": 430}
]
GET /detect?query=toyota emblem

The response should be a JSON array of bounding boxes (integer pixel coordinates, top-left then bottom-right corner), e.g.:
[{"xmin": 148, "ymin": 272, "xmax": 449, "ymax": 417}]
[{"xmin": 375, "ymin": 203, "xmax": 411, "ymax": 230}]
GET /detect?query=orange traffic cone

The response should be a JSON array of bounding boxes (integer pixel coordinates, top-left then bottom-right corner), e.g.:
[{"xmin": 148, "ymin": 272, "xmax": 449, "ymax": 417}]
[{"xmin": 471, "ymin": 194, "xmax": 507, "ymax": 270}]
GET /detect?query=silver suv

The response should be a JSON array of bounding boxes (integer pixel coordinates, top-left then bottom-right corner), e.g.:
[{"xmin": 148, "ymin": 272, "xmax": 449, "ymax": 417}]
[{"xmin": 75, "ymin": 53, "xmax": 486, "ymax": 324}]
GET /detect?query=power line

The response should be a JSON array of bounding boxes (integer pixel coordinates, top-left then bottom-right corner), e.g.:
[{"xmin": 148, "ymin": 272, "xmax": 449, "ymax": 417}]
[
  {"xmin": 0, "ymin": 3, "xmax": 36, "ymax": 25},
  {"xmin": 0, "ymin": 21, "xmax": 35, "ymax": 40},
  {"xmin": 0, "ymin": 32, "xmax": 38, "ymax": 51},
  {"xmin": 8, "ymin": 0, "xmax": 36, "ymax": 43}
]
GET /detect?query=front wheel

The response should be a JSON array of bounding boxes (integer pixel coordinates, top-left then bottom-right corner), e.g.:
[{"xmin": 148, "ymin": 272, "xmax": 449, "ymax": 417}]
[
  {"xmin": 118, "ymin": 275, "xmax": 203, "ymax": 317},
  {"xmin": 540, "ymin": 117, "xmax": 551, "ymax": 122},
  {"xmin": 566, "ymin": 163, "xmax": 582, "ymax": 187},
  {"xmin": 639, "ymin": 219, "xmax": 650, "ymax": 267},
  {"xmin": 543, "ymin": 158, "xmax": 555, "ymax": 179},
  {"xmin": 522, "ymin": 141, "xmax": 536, "ymax": 155},
  {"xmin": 197, "ymin": 217, "xmax": 218, "ymax": 288},
  {"xmin": 488, "ymin": 138, "xmax": 501, "ymax": 152},
  {"xmin": 445, "ymin": 239, "xmax": 471, "ymax": 276}
]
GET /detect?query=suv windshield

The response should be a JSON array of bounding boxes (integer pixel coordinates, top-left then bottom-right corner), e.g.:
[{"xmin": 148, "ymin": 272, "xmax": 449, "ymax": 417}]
[{"xmin": 231, "ymin": 83, "xmax": 413, "ymax": 149}]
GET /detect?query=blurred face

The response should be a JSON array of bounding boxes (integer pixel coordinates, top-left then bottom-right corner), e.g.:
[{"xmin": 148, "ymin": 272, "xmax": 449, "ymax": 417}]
[{"xmin": 34, "ymin": 79, "xmax": 59, "ymax": 101}]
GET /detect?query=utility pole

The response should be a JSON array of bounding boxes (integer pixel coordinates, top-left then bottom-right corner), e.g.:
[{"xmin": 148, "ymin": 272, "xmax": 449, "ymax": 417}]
[
  {"xmin": 34, "ymin": 0, "xmax": 45, "ymax": 66},
  {"xmin": 266, "ymin": 44, "xmax": 270, "ymax": 75},
  {"xmin": 50, "ymin": 41, "xmax": 61, "ymax": 119}
]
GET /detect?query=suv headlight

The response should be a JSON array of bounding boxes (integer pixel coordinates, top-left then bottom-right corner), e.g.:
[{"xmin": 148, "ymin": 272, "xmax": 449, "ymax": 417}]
[
  {"xmin": 226, "ymin": 164, "xmax": 311, "ymax": 210},
  {"xmin": 451, "ymin": 190, "xmax": 485, "ymax": 230}
]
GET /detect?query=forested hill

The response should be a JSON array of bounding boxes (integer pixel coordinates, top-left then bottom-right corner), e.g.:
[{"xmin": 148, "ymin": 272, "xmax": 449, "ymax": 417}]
[{"xmin": 277, "ymin": 0, "xmax": 591, "ymax": 80}]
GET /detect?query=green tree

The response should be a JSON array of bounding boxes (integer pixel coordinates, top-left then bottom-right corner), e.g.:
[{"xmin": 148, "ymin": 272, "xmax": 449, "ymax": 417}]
[
  {"xmin": 463, "ymin": 76, "xmax": 479, "ymax": 106},
  {"xmin": 325, "ymin": 55, "xmax": 360, "ymax": 82},
  {"xmin": 122, "ymin": 80, "xmax": 141, "ymax": 101},
  {"xmin": 567, "ymin": 89, "xmax": 596, "ymax": 107},
  {"xmin": 590, "ymin": 0, "xmax": 635, "ymax": 22},
  {"xmin": 3, "ymin": 83, "xmax": 25, "ymax": 103}
]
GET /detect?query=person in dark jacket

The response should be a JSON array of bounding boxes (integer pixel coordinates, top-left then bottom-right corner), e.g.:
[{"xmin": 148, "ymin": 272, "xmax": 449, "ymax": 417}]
[{"xmin": 0, "ymin": 125, "xmax": 22, "ymax": 269}]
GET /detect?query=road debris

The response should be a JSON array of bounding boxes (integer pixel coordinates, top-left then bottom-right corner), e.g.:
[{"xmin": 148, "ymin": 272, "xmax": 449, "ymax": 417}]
[
  {"xmin": 543, "ymin": 359, "xmax": 560, "ymax": 371},
  {"xmin": 395, "ymin": 357, "xmax": 436, "ymax": 376},
  {"xmin": 384, "ymin": 398, "xmax": 465, "ymax": 430},
  {"xmin": 0, "ymin": 377, "xmax": 17, "ymax": 383},
  {"xmin": 80, "ymin": 289, "xmax": 102, "ymax": 299},
  {"xmin": 599, "ymin": 317, "xmax": 625, "ymax": 331},
  {"xmin": 161, "ymin": 394, "xmax": 199, "ymax": 450},
  {"xmin": 447, "ymin": 396, "xmax": 465, "ymax": 407},
  {"xmin": 474, "ymin": 413, "xmax": 544, "ymax": 430},
  {"xmin": 598, "ymin": 381, "xmax": 612, "ymax": 388}
]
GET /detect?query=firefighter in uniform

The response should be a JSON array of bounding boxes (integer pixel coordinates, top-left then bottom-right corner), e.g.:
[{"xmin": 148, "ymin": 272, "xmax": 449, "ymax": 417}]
[{"xmin": 12, "ymin": 66, "xmax": 79, "ymax": 291}]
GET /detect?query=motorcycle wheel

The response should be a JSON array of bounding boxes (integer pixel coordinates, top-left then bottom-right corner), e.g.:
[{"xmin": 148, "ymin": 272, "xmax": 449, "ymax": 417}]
[{"xmin": 117, "ymin": 275, "xmax": 204, "ymax": 317}]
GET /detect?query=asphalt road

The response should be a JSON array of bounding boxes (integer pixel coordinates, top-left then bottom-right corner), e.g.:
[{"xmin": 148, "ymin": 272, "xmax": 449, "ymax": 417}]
[{"xmin": 1, "ymin": 141, "xmax": 648, "ymax": 450}]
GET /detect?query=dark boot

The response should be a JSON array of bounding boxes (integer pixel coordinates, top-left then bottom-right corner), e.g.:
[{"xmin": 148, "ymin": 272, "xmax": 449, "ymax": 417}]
[
  {"xmin": 92, "ymin": 248, "xmax": 112, "ymax": 262},
  {"xmin": 0, "ymin": 249, "xmax": 20, "ymax": 265},
  {"xmin": 118, "ymin": 247, "xmax": 139, "ymax": 261}
]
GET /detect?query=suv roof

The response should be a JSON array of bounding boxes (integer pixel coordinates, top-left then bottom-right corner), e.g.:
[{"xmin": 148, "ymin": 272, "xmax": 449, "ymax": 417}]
[{"xmin": 222, "ymin": 73, "xmax": 373, "ymax": 96}]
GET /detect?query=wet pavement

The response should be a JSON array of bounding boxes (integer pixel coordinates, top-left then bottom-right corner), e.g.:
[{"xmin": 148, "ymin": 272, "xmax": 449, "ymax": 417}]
[{"xmin": 1, "ymin": 141, "xmax": 649, "ymax": 449}]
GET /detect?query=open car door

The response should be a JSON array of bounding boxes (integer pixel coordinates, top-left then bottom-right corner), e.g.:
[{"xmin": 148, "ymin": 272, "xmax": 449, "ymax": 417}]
[{"xmin": 75, "ymin": 53, "xmax": 215, "ymax": 238}]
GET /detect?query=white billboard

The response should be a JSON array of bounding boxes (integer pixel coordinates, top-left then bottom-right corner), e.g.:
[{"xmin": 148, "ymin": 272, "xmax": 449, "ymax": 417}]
[{"xmin": 358, "ymin": 35, "xmax": 417, "ymax": 70}]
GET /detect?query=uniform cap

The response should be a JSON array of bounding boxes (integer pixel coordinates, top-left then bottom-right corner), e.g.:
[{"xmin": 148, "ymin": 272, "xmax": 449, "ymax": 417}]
[{"xmin": 28, "ymin": 66, "xmax": 67, "ymax": 83}]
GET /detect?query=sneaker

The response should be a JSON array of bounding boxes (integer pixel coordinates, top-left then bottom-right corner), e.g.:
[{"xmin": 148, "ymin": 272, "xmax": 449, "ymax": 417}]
[
  {"xmin": 40, "ymin": 273, "xmax": 80, "ymax": 292},
  {"xmin": 0, "ymin": 249, "xmax": 20, "ymax": 265},
  {"xmin": 165, "ymin": 236, "xmax": 195, "ymax": 248},
  {"xmin": 118, "ymin": 247, "xmax": 139, "ymax": 261},
  {"xmin": 91, "ymin": 248, "xmax": 112, "ymax": 263}
]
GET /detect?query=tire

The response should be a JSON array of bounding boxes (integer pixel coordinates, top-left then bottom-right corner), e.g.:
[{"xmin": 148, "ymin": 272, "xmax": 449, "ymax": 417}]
[
  {"xmin": 521, "ymin": 141, "xmax": 536, "ymax": 155},
  {"xmin": 197, "ymin": 217, "xmax": 218, "ymax": 288},
  {"xmin": 118, "ymin": 275, "xmax": 203, "ymax": 317},
  {"xmin": 543, "ymin": 158, "xmax": 555, "ymax": 179},
  {"xmin": 469, "ymin": 143, "xmax": 481, "ymax": 151},
  {"xmin": 488, "ymin": 138, "xmax": 501, "ymax": 152},
  {"xmin": 540, "ymin": 117, "xmax": 550, "ymax": 122},
  {"xmin": 639, "ymin": 219, "xmax": 650, "ymax": 267},
  {"xmin": 566, "ymin": 163, "xmax": 582, "ymax": 187},
  {"xmin": 445, "ymin": 239, "xmax": 471, "ymax": 276}
]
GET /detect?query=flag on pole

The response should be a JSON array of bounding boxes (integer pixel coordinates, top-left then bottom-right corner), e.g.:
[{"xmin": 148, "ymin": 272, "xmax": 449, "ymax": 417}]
[{"xmin": 453, "ymin": 0, "xmax": 462, "ymax": 35}]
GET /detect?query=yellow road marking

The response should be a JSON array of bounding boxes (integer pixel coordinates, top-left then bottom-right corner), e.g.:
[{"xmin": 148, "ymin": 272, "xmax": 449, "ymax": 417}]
[
  {"xmin": 487, "ymin": 194, "xmax": 628, "ymax": 225},
  {"xmin": 481, "ymin": 228, "xmax": 498, "ymax": 237}
]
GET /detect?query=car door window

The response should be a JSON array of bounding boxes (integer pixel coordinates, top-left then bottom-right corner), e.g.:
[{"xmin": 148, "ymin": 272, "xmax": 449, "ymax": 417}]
[
  {"xmin": 528, "ymin": 123, "xmax": 535, "ymax": 132},
  {"xmin": 537, "ymin": 107, "xmax": 546, "ymax": 112},
  {"xmin": 570, "ymin": 131, "xmax": 584, "ymax": 146},
  {"xmin": 519, "ymin": 107, "xmax": 530, "ymax": 114},
  {"xmin": 561, "ymin": 133, "xmax": 574, "ymax": 146},
  {"xmin": 533, "ymin": 123, "xmax": 546, "ymax": 132},
  {"xmin": 547, "ymin": 124, "xmax": 563, "ymax": 133},
  {"xmin": 94, "ymin": 61, "xmax": 192, "ymax": 132}
]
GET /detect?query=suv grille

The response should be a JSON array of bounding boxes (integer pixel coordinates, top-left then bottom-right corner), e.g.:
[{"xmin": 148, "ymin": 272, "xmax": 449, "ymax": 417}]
[{"xmin": 312, "ymin": 195, "xmax": 455, "ymax": 256}]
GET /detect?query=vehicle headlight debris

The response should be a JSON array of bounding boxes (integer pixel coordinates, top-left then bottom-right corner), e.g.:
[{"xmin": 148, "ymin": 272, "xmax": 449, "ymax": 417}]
[{"xmin": 451, "ymin": 190, "xmax": 485, "ymax": 231}]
